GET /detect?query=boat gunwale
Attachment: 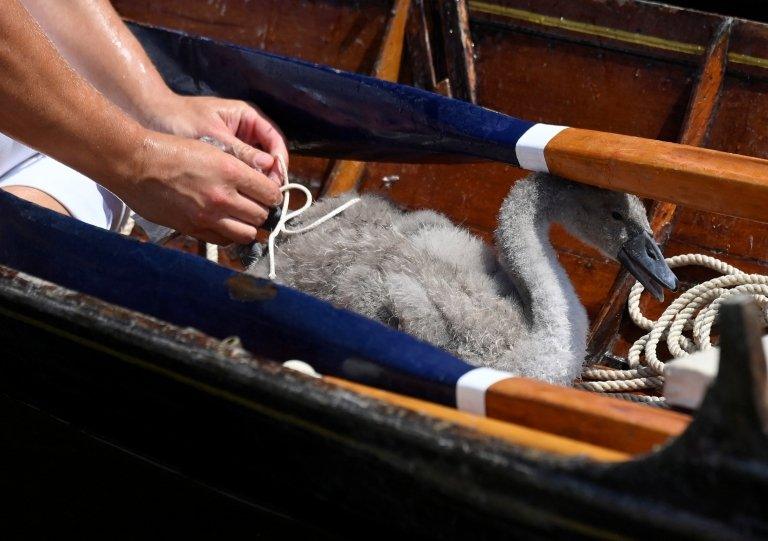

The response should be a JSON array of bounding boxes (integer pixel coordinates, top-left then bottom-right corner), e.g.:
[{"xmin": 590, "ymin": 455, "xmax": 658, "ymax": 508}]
[{"xmin": 0, "ymin": 262, "xmax": 747, "ymax": 539}]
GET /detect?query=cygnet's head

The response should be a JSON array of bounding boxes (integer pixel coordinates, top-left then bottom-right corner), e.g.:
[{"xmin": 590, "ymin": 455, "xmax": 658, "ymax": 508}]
[{"xmin": 542, "ymin": 174, "xmax": 678, "ymax": 301}]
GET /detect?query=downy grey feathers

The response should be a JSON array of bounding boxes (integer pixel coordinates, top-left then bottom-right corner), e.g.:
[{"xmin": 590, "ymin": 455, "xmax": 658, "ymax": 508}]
[{"xmin": 246, "ymin": 173, "xmax": 651, "ymax": 386}]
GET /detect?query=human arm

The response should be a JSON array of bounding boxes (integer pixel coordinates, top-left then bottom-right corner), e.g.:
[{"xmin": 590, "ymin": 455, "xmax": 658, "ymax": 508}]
[
  {"xmin": 0, "ymin": 0, "xmax": 280, "ymax": 244},
  {"xmin": 20, "ymin": 0, "xmax": 289, "ymax": 186}
]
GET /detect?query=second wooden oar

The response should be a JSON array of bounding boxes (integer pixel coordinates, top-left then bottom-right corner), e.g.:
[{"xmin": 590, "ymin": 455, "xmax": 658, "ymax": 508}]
[{"xmin": 134, "ymin": 22, "xmax": 768, "ymax": 223}]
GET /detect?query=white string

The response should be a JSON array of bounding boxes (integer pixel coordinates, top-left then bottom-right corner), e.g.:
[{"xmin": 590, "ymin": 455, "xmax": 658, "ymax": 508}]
[
  {"xmin": 267, "ymin": 155, "xmax": 360, "ymax": 279},
  {"xmin": 578, "ymin": 253, "xmax": 768, "ymax": 407},
  {"xmin": 205, "ymin": 242, "xmax": 219, "ymax": 263}
]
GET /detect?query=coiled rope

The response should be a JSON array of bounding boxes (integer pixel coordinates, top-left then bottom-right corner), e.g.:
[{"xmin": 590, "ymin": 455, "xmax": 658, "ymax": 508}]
[{"xmin": 577, "ymin": 253, "xmax": 768, "ymax": 407}]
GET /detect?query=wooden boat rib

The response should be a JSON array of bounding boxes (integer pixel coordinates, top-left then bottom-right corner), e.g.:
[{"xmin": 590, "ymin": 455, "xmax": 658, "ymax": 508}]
[{"xmin": 3, "ymin": 0, "xmax": 768, "ymax": 537}]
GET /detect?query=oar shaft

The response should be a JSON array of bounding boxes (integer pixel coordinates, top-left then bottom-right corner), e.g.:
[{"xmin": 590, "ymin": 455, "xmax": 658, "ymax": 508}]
[
  {"xmin": 485, "ymin": 377, "xmax": 689, "ymax": 454},
  {"xmin": 544, "ymin": 127, "xmax": 768, "ymax": 223},
  {"xmin": 454, "ymin": 367, "xmax": 689, "ymax": 454}
]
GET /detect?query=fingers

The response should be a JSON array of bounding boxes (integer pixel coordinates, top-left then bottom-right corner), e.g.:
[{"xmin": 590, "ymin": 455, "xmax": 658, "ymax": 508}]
[
  {"xmin": 217, "ymin": 132, "xmax": 276, "ymax": 175},
  {"xmin": 228, "ymin": 156, "xmax": 283, "ymax": 208},
  {"xmin": 197, "ymin": 147, "xmax": 279, "ymax": 240},
  {"xmin": 195, "ymin": 217, "xmax": 260, "ymax": 246},
  {"xmin": 236, "ymin": 104, "xmax": 289, "ymax": 166},
  {"xmin": 230, "ymin": 191, "xmax": 270, "ymax": 225},
  {"xmin": 214, "ymin": 217, "xmax": 260, "ymax": 245},
  {"xmin": 194, "ymin": 230, "xmax": 231, "ymax": 246}
]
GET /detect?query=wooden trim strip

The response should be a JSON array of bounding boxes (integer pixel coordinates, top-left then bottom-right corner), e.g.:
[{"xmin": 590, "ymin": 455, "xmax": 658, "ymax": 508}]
[
  {"xmin": 586, "ymin": 18, "xmax": 734, "ymax": 360},
  {"xmin": 468, "ymin": 1, "xmax": 705, "ymax": 55},
  {"xmin": 321, "ymin": 160, "xmax": 366, "ymax": 198},
  {"xmin": 728, "ymin": 52, "xmax": 768, "ymax": 70},
  {"xmin": 322, "ymin": 0, "xmax": 412, "ymax": 197},
  {"xmin": 679, "ymin": 19, "xmax": 733, "ymax": 147},
  {"xmin": 406, "ymin": 0, "xmax": 439, "ymax": 91},
  {"xmin": 374, "ymin": 0, "xmax": 413, "ymax": 82},
  {"xmin": 325, "ymin": 375, "xmax": 630, "ymax": 461},
  {"xmin": 468, "ymin": 1, "xmax": 768, "ymax": 71},
  {"xmin": 436, "ymin": 0, "xmax": 478, "ymax": 103},
  {"xmin": 485, "ymin": 378, "xmax": 690, "ymax": 454}
]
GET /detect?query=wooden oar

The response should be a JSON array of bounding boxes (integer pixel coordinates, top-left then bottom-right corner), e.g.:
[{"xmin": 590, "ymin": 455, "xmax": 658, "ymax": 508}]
[
  {"xmin": 451, "ymin": 367, "xmax": 689, "ymax": 454},
  {"xmin": 134, "ymin": 22, "xmax": 768, "ymax": 223},
  {"xmin": 485, "ymin": 377, "xmax": 689, "ymax": 454},
  {"xmin": 544, "ymin": 129, "xmax": 768, "ymax": 223}
]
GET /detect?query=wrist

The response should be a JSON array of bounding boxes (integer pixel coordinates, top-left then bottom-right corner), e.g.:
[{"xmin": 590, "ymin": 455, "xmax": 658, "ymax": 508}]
[
  {"xmin": 138, "ymin": 90, "xmax": 187, "ymax": 133},
  {"xmin": 97, "ymin": 122, "xmax": 159, "ymax": 198}
]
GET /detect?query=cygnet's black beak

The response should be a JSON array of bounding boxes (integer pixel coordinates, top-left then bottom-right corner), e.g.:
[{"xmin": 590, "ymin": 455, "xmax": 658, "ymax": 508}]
[
  {"xmin": 263, "ymin": 205, "xmax": 282, "ymax": 231},
  {"xmin": 617, "ymin": 230, "xmax": 678, "ymax": 302}
]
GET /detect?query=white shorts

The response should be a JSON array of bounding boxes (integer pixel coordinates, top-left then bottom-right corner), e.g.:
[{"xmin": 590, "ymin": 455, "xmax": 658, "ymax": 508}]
[{"xmin": 0, "ymin": 135, "xmax": 129, "ymax": 232}]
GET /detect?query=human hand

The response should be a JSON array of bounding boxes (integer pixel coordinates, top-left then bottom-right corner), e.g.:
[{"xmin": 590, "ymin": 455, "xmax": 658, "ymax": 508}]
[
  {"xmin": 147, "ymin": 95, "xmax": 289, "ymax": 187},
  {"xmin": 111, "ymin": 131, "xmax": 282, "ymax": 245}
]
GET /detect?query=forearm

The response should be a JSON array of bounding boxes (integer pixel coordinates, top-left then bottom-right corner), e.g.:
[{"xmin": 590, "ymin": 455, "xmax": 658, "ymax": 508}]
[
  {"xmin": 0, "ymin": 0, "xmax": 146, "ymax": 191},
  {"xmin": 0, "ymin": 1, "xmax": 279, "ymax": 243},
  {"xmin": 20, "ymin": 0, "xmax": 289, "ymax": 179},
  {"xmin": 20, "ymin": 0, "xmax": 175, "ymax": 126}
]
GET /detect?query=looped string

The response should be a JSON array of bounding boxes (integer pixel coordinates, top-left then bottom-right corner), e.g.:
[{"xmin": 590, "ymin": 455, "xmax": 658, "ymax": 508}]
[
  {"xmin": 578, "ymin": 253, "xmax": 768, "ymax": 407},
  {"xmin": 267, "ymin": 155, "xmax": 360, "ymax": 279}
]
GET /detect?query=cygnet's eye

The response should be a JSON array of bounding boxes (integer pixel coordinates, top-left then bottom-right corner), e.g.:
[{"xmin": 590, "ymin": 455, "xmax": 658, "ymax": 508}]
[{"xmin": 611, "ymin": 211, "xmax": 623, "ymax": 221}]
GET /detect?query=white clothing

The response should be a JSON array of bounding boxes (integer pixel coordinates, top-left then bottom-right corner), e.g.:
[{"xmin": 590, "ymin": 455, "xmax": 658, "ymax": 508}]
[{"xmin": 0, "ymin": 133, "xmax": 128, "ymax": 231}]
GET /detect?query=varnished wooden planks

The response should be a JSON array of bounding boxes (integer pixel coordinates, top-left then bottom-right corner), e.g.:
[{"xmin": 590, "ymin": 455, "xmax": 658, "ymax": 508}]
[
  {"xmin": 587, "ymin": 18, "xmax": 733, "ymax": 360},
  {"xmin": 436, "ymin": 0, "xmax": 477, "ymax": 103},
  {"xmin": 326, "ymin": 376, "xmax": 629, "ymax": 461},
  {"xmin": 375, "ymin": 0, "xmax": 413, "ymax": 83},
  {"xmin": 323, "ymin": 0, "xmax": 411, "ymax": 197},
  {"xmin": 114, "ymin": 0, "xmax": 390, "ymax": 71},
  {"xmin": 468, "ymin": 0, "xmax": 719, "ymax": 64},
  {"xmin": 405, "ymin": 0, "xmax": 439, "ymax": 91},
  {"xmin": 679, "ymin": 19, "xmax": 734, "ymax": 147},
  {"xmin": 485, "ymin": 378, "xmax": 690, "ymax": 454}
]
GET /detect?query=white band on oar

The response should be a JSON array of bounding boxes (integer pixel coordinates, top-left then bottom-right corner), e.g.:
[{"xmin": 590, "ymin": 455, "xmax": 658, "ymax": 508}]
[
  {"xmin": 455, "ymin": 367, "xmax": 512, "ymax": 416},
  {"xmin": 515, "ymin": 124, "xmax": 568, "ymax": 173}
]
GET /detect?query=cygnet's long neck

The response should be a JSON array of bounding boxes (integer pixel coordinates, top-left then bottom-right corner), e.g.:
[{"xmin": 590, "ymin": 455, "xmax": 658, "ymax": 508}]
[{"xmin": 494, "ymin": 178, "xmax": 588, "ymax": 360}]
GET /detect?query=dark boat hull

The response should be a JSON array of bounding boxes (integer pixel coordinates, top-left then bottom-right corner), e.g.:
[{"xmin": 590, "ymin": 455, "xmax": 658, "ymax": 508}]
[{"xmin": 3, "ymin": 264, "xmax": 763, "ymax": 539}]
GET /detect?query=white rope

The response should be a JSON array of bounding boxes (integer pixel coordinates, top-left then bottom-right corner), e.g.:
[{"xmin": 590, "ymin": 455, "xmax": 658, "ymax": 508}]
[
  {"xmin": 578, "ymin": 253, "xmax": 768, "ymax": 407},
  {"xmin": 267, "ymin": 155, "xmax": 360, "ymax": 279}
]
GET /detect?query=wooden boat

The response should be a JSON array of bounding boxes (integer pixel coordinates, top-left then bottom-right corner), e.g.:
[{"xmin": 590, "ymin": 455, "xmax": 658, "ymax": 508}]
[{"xmin": 2, "ymin": 0, "xmax": 768, "ymax": 537}]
